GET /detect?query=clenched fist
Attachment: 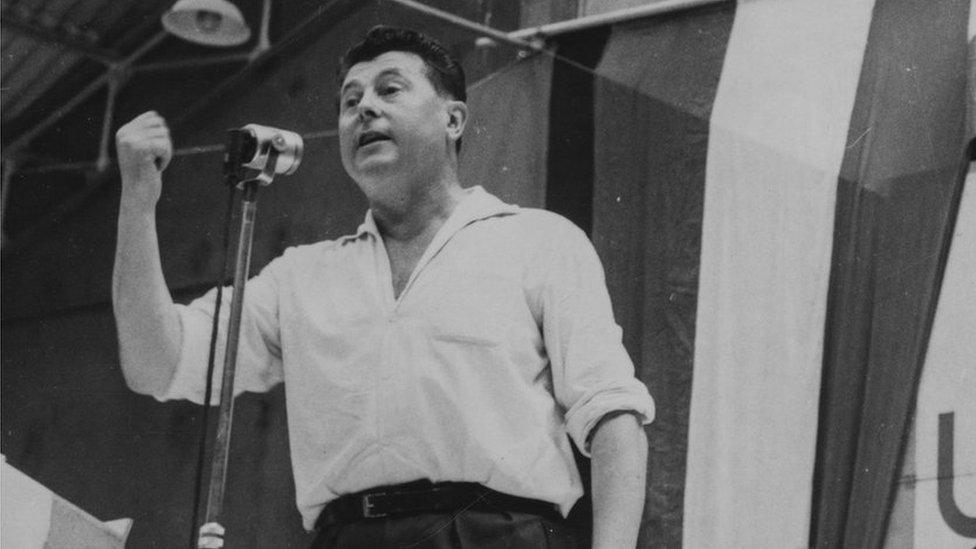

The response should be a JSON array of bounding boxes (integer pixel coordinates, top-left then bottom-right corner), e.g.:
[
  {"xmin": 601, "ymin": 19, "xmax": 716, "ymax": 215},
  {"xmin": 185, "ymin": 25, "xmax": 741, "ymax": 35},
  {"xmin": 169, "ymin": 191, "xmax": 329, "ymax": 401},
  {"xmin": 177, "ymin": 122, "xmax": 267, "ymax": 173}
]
[{"xmin": 115, "ymin": 111, "xmax": 172, "ymax": 209}]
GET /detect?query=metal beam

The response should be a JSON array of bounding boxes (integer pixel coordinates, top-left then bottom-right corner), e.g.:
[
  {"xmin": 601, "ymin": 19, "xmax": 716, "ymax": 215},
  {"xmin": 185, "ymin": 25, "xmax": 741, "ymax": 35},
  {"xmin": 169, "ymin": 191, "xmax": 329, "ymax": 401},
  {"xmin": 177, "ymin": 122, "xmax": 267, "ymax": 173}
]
[
  {"xmin": 0, "ymin": 30, "xmax": 170, "ymax": 255},
  {"xmin": 2, "ymin": 1, "xmax": 357, "ymax": 257},
  {"xmin": 1, "ymin": 31, "xmax": 168, "ymax": 161},
  {"xmin": 14, "ymin": 132, "xmax": 338, "ymax": 176},
  {"xmin": 96, "ymin": 71, "xmax": 122, "ymax": 172},
  {"xmin": 386, "ymin": 0, "xmax": 541, "ymax": 51},
  {"xmin": 0, "ymin": 159, "xmax": 16, "ymax": 247},
  {"xmin": 508, "ymin": 0, "xmax": 727, "ymax": 40},
  {"xmin": 1, "ymin": 16, "xmax": 118, "ymax": 66},
  {"xmin": 133, "ymin": 53, "xmax": 252, "ymax": 74}
]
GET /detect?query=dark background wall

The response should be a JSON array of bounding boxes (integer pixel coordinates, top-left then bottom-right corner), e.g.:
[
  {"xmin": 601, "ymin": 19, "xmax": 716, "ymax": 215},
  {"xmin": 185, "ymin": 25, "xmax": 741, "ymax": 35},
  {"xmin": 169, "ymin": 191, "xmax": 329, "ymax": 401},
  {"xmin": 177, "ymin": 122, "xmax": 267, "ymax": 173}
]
[
  {"xmin": 1, "ymin": 4, "xmax": 563, "ymax": 548},
  {"xmin": 3, "ymin": 1, "xmax": 738, "ymax": 547}
]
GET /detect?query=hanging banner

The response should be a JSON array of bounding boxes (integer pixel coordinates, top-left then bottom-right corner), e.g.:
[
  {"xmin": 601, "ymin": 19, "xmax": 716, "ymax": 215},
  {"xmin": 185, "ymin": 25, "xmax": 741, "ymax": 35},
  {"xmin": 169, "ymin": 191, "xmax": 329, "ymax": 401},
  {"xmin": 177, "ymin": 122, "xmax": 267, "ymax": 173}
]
[
  {"xmin": 913, "ymin": 163, "xmax": 976, "ymax": 547},
  {"xmin": 684, "ymin": 0, "xmax": 874, "ymax": 546}
]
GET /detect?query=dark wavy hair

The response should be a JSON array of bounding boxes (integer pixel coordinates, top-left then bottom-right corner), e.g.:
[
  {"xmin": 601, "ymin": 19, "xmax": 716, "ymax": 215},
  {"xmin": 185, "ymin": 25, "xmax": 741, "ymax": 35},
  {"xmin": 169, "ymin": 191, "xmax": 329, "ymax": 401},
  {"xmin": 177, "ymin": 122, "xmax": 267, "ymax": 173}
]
[{"xmin": 338, "ymin": 26, "xmax": 467, "ymax": 152}]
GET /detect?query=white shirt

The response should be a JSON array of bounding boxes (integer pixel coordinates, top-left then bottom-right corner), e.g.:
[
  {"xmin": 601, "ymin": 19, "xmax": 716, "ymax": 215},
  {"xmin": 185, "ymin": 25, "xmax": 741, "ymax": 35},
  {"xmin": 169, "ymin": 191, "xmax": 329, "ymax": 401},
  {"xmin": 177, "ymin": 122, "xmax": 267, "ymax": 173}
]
[{"xmin": 162, "ymin": 186, "xmax": 654, "ymax": 530}]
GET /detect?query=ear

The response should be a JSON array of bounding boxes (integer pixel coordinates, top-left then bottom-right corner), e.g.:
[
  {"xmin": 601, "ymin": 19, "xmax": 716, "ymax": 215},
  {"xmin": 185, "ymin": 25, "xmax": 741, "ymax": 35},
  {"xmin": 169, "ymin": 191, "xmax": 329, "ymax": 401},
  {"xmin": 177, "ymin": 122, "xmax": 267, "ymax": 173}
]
[{"xmin": 445, "ymin": 100, "xmax": 468, "ymax": 143}]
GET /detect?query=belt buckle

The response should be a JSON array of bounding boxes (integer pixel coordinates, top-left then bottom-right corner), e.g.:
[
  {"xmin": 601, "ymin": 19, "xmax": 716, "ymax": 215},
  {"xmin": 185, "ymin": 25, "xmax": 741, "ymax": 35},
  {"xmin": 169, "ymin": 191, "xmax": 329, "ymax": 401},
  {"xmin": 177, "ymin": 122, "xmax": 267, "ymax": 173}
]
[{"xmin": 362, "ymin": 493, "xmax": 388, "ymax": 519}]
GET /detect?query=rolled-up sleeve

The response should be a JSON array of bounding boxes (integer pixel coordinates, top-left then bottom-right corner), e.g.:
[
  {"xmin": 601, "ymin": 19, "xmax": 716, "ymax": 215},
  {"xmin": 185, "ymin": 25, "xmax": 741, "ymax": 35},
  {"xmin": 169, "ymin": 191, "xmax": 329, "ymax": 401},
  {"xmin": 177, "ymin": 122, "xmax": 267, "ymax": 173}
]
[
  {"xmin": 540, "ymin": 220, "xmax": 655, "ymax": 456},
  {"xmin": 157, "ymin": 260, "xmax": 284, "ymax": 405}
]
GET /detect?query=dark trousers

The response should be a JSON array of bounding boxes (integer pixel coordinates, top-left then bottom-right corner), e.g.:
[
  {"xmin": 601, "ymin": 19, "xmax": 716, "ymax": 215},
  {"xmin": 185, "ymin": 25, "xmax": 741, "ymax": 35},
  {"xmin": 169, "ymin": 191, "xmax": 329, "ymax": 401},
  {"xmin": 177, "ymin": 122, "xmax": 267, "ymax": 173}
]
[{"xmin": 310, "ymin": 509, "xmax": 588, "ymax": 549}]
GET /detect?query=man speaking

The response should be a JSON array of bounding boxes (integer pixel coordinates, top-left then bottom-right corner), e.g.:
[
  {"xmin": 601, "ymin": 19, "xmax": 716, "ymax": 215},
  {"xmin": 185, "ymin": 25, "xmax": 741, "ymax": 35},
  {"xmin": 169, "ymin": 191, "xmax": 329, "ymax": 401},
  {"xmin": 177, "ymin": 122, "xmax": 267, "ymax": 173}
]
[{"xmin": 113, "ymin": 26, "xmax": 653, "ymax": 548}]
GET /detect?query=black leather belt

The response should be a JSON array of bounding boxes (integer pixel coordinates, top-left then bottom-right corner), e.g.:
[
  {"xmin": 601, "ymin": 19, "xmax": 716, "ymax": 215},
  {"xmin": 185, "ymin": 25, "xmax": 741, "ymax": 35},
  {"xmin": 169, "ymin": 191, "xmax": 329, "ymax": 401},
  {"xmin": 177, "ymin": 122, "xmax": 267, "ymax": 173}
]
[{"xmin": 315, "ymin": 480, "xmax": 561, "ymax": 529}]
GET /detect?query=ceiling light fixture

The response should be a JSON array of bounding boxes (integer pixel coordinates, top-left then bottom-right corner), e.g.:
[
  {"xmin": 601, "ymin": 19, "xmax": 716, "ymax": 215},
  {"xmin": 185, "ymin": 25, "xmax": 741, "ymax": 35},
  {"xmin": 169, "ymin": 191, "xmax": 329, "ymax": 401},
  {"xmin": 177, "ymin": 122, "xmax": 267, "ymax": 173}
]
[{"xmin": 161, "ymin": 0, "xmax": 251, "ymax": 47}]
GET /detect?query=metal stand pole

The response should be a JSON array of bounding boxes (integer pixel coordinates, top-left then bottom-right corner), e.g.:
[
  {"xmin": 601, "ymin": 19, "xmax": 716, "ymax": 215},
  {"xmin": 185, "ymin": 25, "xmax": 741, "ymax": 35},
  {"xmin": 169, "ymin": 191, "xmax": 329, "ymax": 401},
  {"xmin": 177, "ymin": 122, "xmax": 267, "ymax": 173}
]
[{"xmin": 196, "ymin": 175, "xmax": 263, "ymax": 549}]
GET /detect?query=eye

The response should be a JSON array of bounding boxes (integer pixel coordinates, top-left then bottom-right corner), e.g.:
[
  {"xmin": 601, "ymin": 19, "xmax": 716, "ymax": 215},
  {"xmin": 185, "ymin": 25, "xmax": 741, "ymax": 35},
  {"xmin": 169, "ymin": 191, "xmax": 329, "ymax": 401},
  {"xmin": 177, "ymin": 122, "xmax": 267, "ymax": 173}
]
[
  {"xmin": 379, "ymin": 83, "xmax": 402, "ymax": 96},
  {"xmin": 342, "ymin": 95, "xmax": 360, "ymax": 110}
]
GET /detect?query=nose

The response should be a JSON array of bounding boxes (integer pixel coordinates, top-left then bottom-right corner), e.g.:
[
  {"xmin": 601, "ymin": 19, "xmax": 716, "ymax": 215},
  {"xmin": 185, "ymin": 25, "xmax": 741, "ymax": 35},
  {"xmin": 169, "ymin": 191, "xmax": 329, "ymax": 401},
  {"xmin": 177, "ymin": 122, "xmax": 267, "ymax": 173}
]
[{"xmin": 357, "ymin": 89, "xmax": 380, "ymax": 121}]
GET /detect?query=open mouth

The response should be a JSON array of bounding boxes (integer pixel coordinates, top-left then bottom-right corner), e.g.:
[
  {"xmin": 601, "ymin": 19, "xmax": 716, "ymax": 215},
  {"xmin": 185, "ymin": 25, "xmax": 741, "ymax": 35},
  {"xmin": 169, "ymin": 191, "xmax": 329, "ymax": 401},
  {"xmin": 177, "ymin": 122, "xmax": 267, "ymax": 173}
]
[{"xmin": 358, "ymin": 131, "xmax": 391, "ymax": 148}]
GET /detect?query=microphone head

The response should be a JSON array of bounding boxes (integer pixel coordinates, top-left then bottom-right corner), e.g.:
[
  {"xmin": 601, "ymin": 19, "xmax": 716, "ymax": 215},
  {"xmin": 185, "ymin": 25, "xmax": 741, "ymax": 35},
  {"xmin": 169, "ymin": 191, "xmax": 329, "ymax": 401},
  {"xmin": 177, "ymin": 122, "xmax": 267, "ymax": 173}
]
[{"xmin": 240, "ymin": 124, "xmax": 303, "ymax": 175}]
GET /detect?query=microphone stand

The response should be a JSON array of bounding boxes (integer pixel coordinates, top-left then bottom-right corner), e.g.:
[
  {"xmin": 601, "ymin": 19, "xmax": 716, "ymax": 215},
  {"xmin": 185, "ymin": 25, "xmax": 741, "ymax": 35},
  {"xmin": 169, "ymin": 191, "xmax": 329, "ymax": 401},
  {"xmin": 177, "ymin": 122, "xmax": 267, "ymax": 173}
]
[{"xmin": 197, "ymin": 148, "xmax": 281, "ymax": 549}]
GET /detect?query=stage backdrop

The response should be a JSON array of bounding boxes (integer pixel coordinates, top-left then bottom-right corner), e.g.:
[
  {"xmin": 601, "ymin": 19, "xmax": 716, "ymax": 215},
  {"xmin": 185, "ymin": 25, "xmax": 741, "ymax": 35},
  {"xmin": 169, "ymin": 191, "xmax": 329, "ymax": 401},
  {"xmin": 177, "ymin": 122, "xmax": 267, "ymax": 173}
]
[{"xmin": 2, "ymin": 1, "xmax": 972, "ymax": 548}]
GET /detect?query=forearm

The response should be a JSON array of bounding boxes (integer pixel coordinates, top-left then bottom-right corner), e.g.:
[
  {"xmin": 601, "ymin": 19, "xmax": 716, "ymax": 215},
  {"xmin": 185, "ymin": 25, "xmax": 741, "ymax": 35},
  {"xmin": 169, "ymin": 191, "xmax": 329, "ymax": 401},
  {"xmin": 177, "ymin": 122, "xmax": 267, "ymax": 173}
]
[
  {"xmin": 112, "ymin": 194, "xmax": 181, "ymax": 395},
  {"xmin": 589, "ymin": 412, "xmax": 648, "ymax": 549}
]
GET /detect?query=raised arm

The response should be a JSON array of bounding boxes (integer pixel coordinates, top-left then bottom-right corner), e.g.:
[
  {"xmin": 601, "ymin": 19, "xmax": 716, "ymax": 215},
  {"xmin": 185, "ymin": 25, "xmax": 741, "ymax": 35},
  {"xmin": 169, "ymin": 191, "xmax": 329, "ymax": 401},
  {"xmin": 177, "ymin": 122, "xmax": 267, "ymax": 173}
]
[{"xmin": 112, "ymin": 111, "xmax": 181, "ymax": 396}]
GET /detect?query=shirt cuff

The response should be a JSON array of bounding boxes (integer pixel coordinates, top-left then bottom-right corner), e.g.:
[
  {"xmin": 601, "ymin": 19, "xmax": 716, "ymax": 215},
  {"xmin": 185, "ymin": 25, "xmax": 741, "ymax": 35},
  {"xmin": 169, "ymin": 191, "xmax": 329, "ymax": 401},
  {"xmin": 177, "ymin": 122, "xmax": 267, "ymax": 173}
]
[{"xmin": 564, "ymin": 381, "xmax": 655, "ymax": 457}]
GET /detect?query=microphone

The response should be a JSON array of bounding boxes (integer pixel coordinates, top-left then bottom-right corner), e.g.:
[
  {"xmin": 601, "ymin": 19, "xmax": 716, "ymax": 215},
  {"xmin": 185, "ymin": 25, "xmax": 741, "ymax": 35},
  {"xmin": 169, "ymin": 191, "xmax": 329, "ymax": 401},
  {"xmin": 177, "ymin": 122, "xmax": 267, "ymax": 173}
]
[
  {"xmin": 224, "ymin": 124, "xmax": 304, "ymax": 185},
  {"xmin": 238, "ymin": 124, "xmax": 303, "ymax": 175}
]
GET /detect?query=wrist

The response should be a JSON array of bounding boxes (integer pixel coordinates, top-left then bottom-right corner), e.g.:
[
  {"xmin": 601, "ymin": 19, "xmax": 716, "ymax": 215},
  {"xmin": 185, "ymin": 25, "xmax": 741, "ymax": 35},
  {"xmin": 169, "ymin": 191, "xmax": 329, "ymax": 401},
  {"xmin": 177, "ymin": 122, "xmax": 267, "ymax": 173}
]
[{"xmin": 119, "ymin": 190, "xmax": 159, "ymax": 219}]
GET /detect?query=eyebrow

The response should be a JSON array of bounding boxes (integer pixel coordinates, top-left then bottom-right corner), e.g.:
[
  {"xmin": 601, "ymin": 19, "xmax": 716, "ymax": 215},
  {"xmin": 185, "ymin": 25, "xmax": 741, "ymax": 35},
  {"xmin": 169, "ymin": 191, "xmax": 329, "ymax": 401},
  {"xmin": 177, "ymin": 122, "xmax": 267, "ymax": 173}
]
[{"xmin": 340, "ymin": 67, "xmax": 407, "ymax": 96}]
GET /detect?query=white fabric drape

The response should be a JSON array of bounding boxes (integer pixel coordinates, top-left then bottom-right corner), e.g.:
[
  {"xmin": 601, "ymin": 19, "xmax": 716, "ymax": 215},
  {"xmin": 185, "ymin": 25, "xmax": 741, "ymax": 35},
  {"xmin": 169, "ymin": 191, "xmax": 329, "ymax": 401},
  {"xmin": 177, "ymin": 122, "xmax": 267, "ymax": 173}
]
[
  {"xmin": 683, "ymin": 0, "xmax": 875, "ymax": 546},
  {"xmin": 913, "ymin": 164, "xmax": 976, "ymax": 547}
]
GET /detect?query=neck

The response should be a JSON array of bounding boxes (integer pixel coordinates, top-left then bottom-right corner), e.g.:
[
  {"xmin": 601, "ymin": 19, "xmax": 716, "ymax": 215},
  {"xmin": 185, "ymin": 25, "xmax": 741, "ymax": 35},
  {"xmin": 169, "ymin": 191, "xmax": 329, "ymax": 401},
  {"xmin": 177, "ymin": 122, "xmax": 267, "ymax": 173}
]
[{"xmin": 369, "ymin": 168, "xmax": 466, "ymax": 243}]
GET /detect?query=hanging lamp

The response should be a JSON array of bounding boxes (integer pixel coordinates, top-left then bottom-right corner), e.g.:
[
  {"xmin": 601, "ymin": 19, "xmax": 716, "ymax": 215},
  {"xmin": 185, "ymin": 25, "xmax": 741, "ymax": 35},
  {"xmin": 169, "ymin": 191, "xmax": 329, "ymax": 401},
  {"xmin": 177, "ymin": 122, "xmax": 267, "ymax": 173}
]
[{"xmin": 161, "ymin": 0, "xmax": 251, "ymax": 47}]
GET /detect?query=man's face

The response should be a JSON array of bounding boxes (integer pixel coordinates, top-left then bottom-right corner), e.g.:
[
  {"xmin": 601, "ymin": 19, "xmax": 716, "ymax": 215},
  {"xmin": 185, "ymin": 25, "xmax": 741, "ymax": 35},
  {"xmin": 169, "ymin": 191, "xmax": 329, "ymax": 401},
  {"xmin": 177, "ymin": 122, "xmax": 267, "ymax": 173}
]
[{"xmin": 337, "ymin": 51, "xmax": 456, "ymax": 202}]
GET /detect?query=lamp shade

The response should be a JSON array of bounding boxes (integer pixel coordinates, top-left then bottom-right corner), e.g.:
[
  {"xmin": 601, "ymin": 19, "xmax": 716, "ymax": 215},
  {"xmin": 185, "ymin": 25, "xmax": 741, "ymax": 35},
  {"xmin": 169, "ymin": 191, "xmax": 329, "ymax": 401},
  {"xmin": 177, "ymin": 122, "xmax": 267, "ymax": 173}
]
[{"xmin": 161, "ymin": 0, "xmax": 251, "ymax": 47}]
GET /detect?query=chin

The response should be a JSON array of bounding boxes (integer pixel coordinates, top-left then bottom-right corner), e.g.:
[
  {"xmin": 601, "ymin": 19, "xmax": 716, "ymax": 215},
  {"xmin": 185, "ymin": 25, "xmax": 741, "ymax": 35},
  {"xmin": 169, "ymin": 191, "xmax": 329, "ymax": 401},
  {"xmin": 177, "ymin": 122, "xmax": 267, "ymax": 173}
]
[
  {"xmin": 352, "ymin": 169, "xmax": 396, "ymax": 196},
  {"xmin": 353, "ymin": 150, "xmax": 400, "ymax": 173},
  {"xmin": 353, "ymin": 169, "xmax": 399, "ymax": 200}
]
